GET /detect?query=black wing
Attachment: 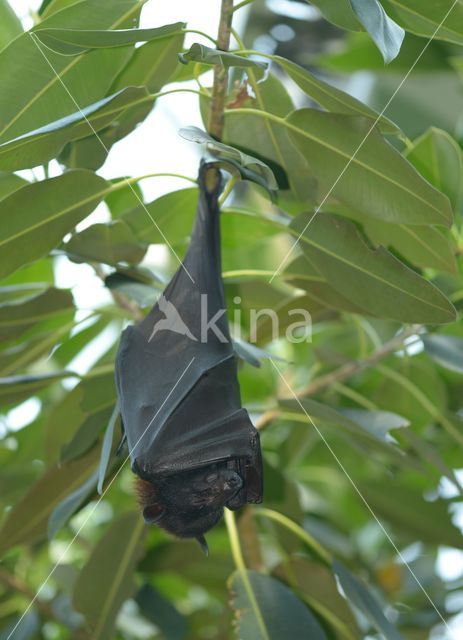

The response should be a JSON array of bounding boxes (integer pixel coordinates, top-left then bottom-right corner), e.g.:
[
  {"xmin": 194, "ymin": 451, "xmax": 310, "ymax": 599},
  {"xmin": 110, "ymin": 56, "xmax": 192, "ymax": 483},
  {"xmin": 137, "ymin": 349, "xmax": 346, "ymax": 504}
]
[{"xmin": 115, "ymin": 162, "xmax": 262, "ymax": 506}]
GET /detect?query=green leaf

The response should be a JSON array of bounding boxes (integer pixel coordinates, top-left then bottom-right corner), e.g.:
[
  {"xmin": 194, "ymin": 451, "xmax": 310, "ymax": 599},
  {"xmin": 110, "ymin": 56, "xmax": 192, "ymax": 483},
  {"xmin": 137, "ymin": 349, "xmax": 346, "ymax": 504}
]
[
  {"xmin": 60, "ymin": 30, "xmax": 186, "ymax": 170},
  {"xmin": 64, "ymin": 220, "xmax": 147, "ymax": 266},
  {"xmin": 121, "ymin": 187, "xmax": 197, "ymax": 245},
  {"xmin": 342, "ymin": 207, "xmax": 457, "ymax": 273},
  {"xmin": 0, "ymin": 287, "xmax": 74, "ymax": 343},
  {"xmin": 0, "ymin": 372, "xmax": 74, "ymax": 407},
  {"xmin": 290, "ymin": 212, "xmax": 456, "ymax": 324},
  {"xmin": 179, "ymin": 43, "xmax": 268, "ymax": 73},
  {"xmin": 0, "ymin": 170, "xmax": 111, "ymax": 280},
  {"xmin": 72, "ymin": 512, "xmax": 145, "ymax": 640},
  {"xmin": 0, "ymin": 0, "xmax": 143, "ymax": 143},
  {"xmin": 179, "ymin": 126, "xmax": 278, "ymax": 192},
  {"xmin": 280, "ymin": 397, "xmax": 407, "ymax": 451},
  {"xmin": 0, "ymin": 446, "xmax": 99, "ymax": 554},
  {"xmin": 105, "ymin": 272, "xmax": 160, "ymax": 308},
  {"xmin": 273, "ymin": 558, "xmax": 360, "ymax": 640},
  {"xmin": 286, "ymin": 109, "xmax": 453, "ymax": 227},
  {"xmin": 135, "ymin": 584, "xmax": 188, "ymax": 640},
  {"xmin": 333, "ymin": 561, "xmax": 404, "ymax": 640},
  {"xmin": 308, "ymin": 0, "xmax": 362, "ymax": 30},
  {"xmin": 405, "ymin": 127, "xmax": 463, "ymax": 212},
  {"xmin": 97, "ymin": 403, "xmax": 120, "ymax": 494},
  {"xmin": 422, "ymin": 334, "xmax": 463, "ymax": 374},
  {"xmin": 337, "ymin": 409, "xmax": 409, "ymax": 440},
  {"xmin": 350, "ymin": 0, "xmax": 404, "ymax": 63},
  {"xmin": 48, "ymin": 468, "xmax": 99, "ymax": 539},
  {"xmin": 60, "ymin": 407, "xmax": 113, "ymax": 463},
  {"xmin": 0, "ymin": 86, "xmax": 150, "ymax": 171},
  {"xmin": 111, "ymin": 31, "xmax": 184, "ymax": 94},
  {"xmin": 356, "ymin": 481, "xmax": 463, "ymax": 548},
  {"xmin": 283, "ymin": 255, "xmax": 368, "ymax": 314},
  {"xmin": 229, "ymin": 570, "xmax": 327, "ymax": 640},
  {"xmin": 225, "ymin": 74, "xmax": 316, "ymax": 203},
  {"xmin": 273, "ymin": 55, "xmax": 399, "ymax": 134},
  {"xmin": 34, "ymin": 23, "xmax": 185, "ymax": 55},
  {"xmin": 0, "ymin": 171, "xmax": 28, "ymax": 200},
  {"xmin": 381, "ymin": 0, "xmax": 463, "ymax": 46},
  {"xmin": 0, "ymin": 0, "xmax": 22, "ymax": 51}
]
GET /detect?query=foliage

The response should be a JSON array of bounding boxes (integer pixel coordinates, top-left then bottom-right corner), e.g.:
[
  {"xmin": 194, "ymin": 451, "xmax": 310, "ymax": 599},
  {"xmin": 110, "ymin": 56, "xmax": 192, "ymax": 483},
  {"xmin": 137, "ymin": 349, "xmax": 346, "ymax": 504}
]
[{"xmin": 0, "ymin": 0, "xmax": 462, "ymax": 638}]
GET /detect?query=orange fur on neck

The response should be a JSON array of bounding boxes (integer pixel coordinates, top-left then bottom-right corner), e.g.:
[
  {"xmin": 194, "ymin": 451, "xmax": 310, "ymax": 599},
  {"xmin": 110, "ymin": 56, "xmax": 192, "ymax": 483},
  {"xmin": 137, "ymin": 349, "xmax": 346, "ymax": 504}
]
[{"xmin": 134, "ymin": 477, "xmax": 159, "ymax": 509}]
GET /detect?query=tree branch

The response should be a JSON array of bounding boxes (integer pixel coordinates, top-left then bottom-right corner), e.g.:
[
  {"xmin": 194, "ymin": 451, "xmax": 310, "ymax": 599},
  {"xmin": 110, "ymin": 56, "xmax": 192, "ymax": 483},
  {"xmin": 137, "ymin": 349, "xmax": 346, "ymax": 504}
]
[
  {"xmin": 256, "ymin": 325, "xmax": 422, "ymax": 430},
  {"xmin": 208, "ymin": 0, "xmax": 234, "ymax": 140}
]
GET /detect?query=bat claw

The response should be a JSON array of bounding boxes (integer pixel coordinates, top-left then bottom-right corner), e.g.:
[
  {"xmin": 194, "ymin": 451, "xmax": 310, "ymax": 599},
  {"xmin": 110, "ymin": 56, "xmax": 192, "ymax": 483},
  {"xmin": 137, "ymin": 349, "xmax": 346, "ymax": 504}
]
[{"xmin": 196, "ymin": 534, "xmax": 209, "ymax": 557}]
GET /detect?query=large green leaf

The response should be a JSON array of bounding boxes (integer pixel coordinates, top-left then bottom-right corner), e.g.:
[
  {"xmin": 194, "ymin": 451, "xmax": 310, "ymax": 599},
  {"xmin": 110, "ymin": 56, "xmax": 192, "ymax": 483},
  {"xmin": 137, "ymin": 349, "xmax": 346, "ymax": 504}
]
[
  {"xmin": 286, "ymin": 109, "xmax": 453, "ymax": 226},
  {"xmin": 272, "ymin": 55, "xmax": 399, "ymax": 134},
  {"xmin": 73, "ymin": 512, "xmax": 145, "ymax": 640},
  {"xmin": 273, "ymin": 558, "xmax": 360, "ymax": 640},
  {"xmin": 229, "ymin": 570, "xmax": 327, "ymax": 640},
  {"xmin": 0, "ymin": 86, "xmax": 150, "ymax": 171},
  {"xmin": 283, "ymin": 255, "xmax": 368, "ymax": 313},
  {"xmin": 34, "ymin": 23, "xmax": 185, "ymax": 55},
  {"xmin": 62, "ymin": 30, "xmax": 185, "ymax": 170},
  {"xmin": 333, "ymin": 561, "xmax": 404, "ymax": 640},
  {"xmin": 381, "ymin": 0, "xmax": 463, "ymax": 45},
  {"xmin": 0, "ymin": 0, "xmax": 22, "ymax": 51},
  {"xmin": 0, "ymin": 172, "xmax": 28, "ymax": 199},
  {"xmin": 357, "ymin": 481, "xmax": 463, "ymax": 548},
  {"xmin": 307, "ymin": 0, "xmax": 361, "ymax": 30},
  {"xmin": 122, "ymin": 187, "xmax": 198, "ymax": 245},
  {"xmin": 135, "ymin": 584, "xmax": 188, "ymax": 640},
  {"xmin": 47, "ymin": 468, "xmax": 99, "ymax": 538},
  {"xmin": 405, "ymin": 127, "xmax": 463, "ymax": 211},
  {"xmin": 291, "ymin": 212, "xmax": 456, "ymax": 323},
  {"xmin": 0, "ymin": 287, "xmax": 74, "ymax": 343},
  {"xmin": 0, "ymin": 170, "xmax": 111, "ymax": 280},
  {"xmin": 0, "ymin": 0, "xmax": 142, "ymax": 143},
  {"xmin": 350, "ymin": 0, "xmax": 404, "ymax": 63},
  {"xmin": 335, "ymin": 205, "xmax": 457, "ymax": 272},
  {"xmin": 0, "ymin": 446, "xmax": 99, "ymax": 554},
  {"xmin": 225, "ymin": 74, "xmax": 316, "ymax": 203},
  {"xmin": 64, "ymin": 220, "xmax": 147, "ymax": 266}
]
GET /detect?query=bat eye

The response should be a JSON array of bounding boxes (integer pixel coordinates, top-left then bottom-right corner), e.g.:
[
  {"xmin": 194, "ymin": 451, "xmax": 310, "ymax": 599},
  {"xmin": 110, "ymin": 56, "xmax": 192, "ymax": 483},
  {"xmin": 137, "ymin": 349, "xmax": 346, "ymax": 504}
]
[
  {"xmin": 205, "ymin": 473, "xmax": 219, "ymax": 484},
  {"xmin": 227, "ymin": 474, "xmax": 242, "ymax": 488}
]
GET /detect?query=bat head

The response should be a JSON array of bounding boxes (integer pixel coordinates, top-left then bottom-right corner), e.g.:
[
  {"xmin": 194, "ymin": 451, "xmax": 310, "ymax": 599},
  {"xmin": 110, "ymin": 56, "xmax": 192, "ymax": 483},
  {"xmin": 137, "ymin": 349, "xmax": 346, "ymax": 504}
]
[{"xmin": 135, "ymin": 464, "xmax": 243, "ymax": 543}]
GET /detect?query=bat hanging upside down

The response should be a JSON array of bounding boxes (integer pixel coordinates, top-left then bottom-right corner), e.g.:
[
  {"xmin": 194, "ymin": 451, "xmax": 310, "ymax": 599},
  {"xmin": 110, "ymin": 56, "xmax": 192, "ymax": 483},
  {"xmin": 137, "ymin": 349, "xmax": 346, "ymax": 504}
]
[{"xmin": 115, "ymin": 161, "xmax": 263, "ymax": 554}]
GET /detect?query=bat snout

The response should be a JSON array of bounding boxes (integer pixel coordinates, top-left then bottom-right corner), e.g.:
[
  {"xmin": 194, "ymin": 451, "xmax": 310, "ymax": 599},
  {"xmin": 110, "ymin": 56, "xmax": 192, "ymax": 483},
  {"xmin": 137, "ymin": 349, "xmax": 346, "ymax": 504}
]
[{"xmin": 222, "ymin": 471, "xmax": 243, "ymax": 492}]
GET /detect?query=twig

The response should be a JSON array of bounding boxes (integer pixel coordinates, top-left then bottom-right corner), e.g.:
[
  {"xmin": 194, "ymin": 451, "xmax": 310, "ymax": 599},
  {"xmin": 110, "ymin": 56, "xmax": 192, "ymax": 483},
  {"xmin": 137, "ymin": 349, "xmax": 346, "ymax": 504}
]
[
  {"xmin": 256, "ymin": 325, "xmax": 422, "ymax": 430},
  {"xmin": 298, "ymin": 324, "xmax": 422, "ymax": 397},
  {"xmin": 0, "ymin": 568, "xmax": 54, "ymax": 619},
  {"xmin": 208, "ymin": 0, "xmax": 234, "ymax": 140}
]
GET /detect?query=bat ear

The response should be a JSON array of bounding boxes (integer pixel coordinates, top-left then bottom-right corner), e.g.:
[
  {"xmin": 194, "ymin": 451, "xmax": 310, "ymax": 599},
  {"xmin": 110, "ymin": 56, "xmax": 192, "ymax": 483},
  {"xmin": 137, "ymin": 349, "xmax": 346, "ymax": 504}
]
[
  {"xmin": 196, "ymin": 535, "xmax": 209, "ymax": 557},
  {"xmin": 142, "ymin": 504, "xmax": 165, "ymax": 525}
]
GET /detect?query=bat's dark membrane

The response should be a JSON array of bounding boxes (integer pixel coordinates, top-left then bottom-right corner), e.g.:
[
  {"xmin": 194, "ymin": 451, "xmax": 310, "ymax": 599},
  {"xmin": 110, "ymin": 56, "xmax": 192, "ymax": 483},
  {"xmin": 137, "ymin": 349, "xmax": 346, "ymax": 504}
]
[{"xmin": 115, "ymin": 161, "xmax": 263, "ymax": 552}]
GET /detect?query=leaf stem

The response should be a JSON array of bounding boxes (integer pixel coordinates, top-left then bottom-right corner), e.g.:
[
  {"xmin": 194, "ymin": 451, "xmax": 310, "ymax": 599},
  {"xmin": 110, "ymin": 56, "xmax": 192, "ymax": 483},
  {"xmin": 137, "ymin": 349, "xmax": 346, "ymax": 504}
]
[
  {"xmin": 118, "ymin": 172, "xmax": 197, "ymax": 188},
  {"xmin": 255, "ymin": 508, "xmax": 331, "ymax": 565},
  {"xmin": 224, "ymin": 509, "xmax": 269, "ymax": 640},
  {"xmin": 182, "ymin": 28, "xmax": 217, "ymax": 46},
  {"xmin": 233, "ymin": 0, "xmax": 255, "ymax": 11}
]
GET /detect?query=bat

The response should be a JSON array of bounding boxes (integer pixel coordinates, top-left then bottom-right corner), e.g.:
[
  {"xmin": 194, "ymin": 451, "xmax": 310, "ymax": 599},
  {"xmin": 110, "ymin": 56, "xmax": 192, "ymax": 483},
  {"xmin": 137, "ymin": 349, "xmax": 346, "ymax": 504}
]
[{"xmin": 115, "ymin": 161, "xmax": 263, "ymax": 554}]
